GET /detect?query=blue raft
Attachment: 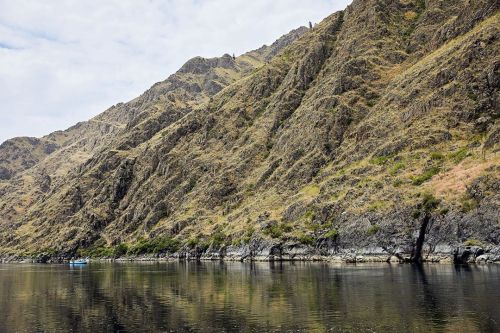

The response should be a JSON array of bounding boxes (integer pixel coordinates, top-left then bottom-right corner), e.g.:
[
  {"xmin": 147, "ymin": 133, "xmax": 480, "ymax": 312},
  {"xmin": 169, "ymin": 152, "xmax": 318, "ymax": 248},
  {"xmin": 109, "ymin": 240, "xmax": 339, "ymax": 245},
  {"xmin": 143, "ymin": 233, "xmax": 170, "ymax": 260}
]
[{"xmin": 69, "ymin": 259, "xmax": 89, "ymax": 265}]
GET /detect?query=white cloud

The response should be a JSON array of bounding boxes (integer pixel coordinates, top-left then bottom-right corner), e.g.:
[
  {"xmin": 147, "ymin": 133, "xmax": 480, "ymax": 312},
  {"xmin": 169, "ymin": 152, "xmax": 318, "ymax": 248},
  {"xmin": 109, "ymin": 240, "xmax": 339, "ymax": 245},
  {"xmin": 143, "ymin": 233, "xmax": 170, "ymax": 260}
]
[{"xmin": 0, "ymin": 0, "xmax": 351, "ymax": 143}]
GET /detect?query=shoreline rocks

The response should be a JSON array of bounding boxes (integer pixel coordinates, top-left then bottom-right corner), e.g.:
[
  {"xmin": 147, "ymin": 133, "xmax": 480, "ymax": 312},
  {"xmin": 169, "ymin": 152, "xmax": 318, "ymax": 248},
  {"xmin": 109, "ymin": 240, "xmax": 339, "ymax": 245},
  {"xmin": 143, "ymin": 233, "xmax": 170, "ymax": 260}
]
[{"xmin": 2, "ymin": 243, "xmax": 499, "ymax": 264}]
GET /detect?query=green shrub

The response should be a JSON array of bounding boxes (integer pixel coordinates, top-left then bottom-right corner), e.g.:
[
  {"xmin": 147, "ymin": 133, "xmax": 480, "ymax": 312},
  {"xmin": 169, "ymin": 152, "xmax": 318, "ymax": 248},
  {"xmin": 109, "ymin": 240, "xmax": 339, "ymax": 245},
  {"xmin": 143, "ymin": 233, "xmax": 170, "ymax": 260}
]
[
  {"xmin": 263, "ymin": 222, "xmax": 292, "ymax": 239},
  {"xmin": 461, "ymin": 198, "xmax": 478, "ymax": 213},
  {"xmin": 411, "ymin": 166, "xmax": 441, "ymax": 185},
  {"xmin": 411, "ymin": 194, "xmax": 440, "ymax": 219},
  {"xmin": 307, "ymin": 223, "xmax": 322, "ymax": 233},
  {"xmin": 430, "ymin": 152, "xmax": 445, "ymax": 161},
  {"xmin": 416, "ymin": 0, "xmax": 426, "ymax": 10},
  {"xmin": 262, "ymin": 221, "xmax": 291, "ymax": 239},
  {"xmin": 304, "ymin": 209, "xmax": 315, "ymax": 221},
  {"xmin": 367, "ymin": 225, "xmax": 381, "ymax": 235},
  {"xmin": 293, "ymin": 148, "xmax": 305, "ymax": 160},
  {"xmin": 448, "ymin": 148, "xmax": 469, "ymax": 164},
  {"xmin": 246, "ymin": 226, "xmax": 255, "ymax": 234},
  {"xmin": 439, "ymin": 207, "xmax": 449, "ymax": 215},
  {"xmin": 323, "ymin": 229, "xmax": 339, "ymax": 241},
  {"xmin": 393, "ymin": 179, "xmax": 403, "ymax": 187},
  {"xmin": 208, "ymin": 230, "xmax": 227, "ymax": 248},
  {"xmin": 322, "ymin": 221, "xmax": 334, "ymax": 230},
  {"xmin": 245, "ymin": 183, "xmax": 255, "ymax": 196},
  {"xmin": 297, "ymin": 234, "xmax": 315, "ymax": 245},
  {"xmin": 422, "ymin": 193, "xmax": 440, "ymax": 212},
  {"xmin": 28, "ymin": 248, "xmax": 57, "ymax": 257},
  {"xmin": 78, "ymin": 246, "xmax": 114, "ymax": 258},
  {"xmin": 280, "ymin": 50, "xmax": 292, "ymax": 62},
  {"xmin": 37, "ymin": 248, "xmax": 57, "ymax": 255},
  {"xmin": 467, "ymin": 91, "xmax": 478, "ymax": 101},
  {"xmin": 186, "ymin": 178, "xmax": 197, "ymax": 192},
  {"xmin": 368, "ymin": 201, "xmax": 387, "ymax": 212},
  {"xmin": 242, "ymin": 226, "xmax": 255, "ymax": 244},
  {"xmin": 186, "ymin": 237, "xmax": 199, "ymax": 248},
  {"xmin": 127, "ymin": 240, "xmax": 151, "ymax": 255},
  {"xmin": 390, "ymin": 162, "xmax": 406, "ymax": 175},
  {"xmin": 127, "ymin": 237, "xmax": 180, "ymax": 255},
  {"xmin": 114, "ymin": 243, "xmax": 128, "ymax": 257},
  {"xmin": 264, "ymin": 225, "xmax": 282, "ymax": 239},
  {"xmin": 370, "ymin": 155, "xmax": 392, "ymax": 166},
  {"xmin": 366, "ymin": 99, "xmax": 377, "ymax": 107},
  {"xmin": 232, "ymin": 234, "xmax": 252, "ymax": 247}
]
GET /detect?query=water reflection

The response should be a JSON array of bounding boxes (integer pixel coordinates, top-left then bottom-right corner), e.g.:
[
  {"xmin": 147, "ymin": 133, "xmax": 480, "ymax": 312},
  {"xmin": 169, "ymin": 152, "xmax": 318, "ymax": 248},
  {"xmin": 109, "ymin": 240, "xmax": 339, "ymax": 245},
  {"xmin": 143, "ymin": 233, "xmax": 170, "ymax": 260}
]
[{"xmin": 0, "ymin": 262, "xmax": 499, "ymax": 332}]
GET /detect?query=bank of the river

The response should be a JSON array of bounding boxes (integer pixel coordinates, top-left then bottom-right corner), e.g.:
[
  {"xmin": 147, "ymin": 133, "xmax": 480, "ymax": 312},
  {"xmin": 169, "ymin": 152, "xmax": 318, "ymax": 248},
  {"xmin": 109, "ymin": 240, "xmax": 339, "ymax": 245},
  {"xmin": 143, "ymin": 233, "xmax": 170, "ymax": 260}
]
[{"xmin": 2, "ymin": 242, "xmax": 500, "ymax": 264}]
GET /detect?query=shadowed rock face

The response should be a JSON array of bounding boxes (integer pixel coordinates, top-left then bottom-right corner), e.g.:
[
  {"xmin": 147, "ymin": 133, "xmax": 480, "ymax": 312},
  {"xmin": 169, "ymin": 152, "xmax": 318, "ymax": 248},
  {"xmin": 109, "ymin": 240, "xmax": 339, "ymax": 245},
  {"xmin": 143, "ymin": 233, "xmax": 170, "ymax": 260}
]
[
  {"xmin": 0, "ymin": 0, "xmax": 499, "ymax": 262},
  {"xmin": 0, "ymin": 137, "xmax": 59, "ymax": 180}
]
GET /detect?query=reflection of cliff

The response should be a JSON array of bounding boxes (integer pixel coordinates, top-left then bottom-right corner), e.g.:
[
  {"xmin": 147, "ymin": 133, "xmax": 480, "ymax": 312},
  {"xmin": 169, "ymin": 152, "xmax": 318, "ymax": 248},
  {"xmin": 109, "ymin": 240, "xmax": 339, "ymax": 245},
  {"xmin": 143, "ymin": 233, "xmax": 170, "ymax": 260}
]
[{"xmin": 1, "ymin": 263, "xmax": 499, "ymax": 332}]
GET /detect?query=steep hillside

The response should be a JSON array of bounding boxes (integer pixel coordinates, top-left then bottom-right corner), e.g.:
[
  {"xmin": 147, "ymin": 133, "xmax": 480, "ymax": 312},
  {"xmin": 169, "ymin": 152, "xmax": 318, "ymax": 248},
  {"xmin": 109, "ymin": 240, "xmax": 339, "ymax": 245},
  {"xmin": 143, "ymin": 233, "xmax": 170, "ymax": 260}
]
[
  {"xmin": 0, "ymin": 0, "xmax": 498, "ymax": 263},
  {"xmin": 0, "ymin": 137, "xmax": 58, "ymax": 180}
]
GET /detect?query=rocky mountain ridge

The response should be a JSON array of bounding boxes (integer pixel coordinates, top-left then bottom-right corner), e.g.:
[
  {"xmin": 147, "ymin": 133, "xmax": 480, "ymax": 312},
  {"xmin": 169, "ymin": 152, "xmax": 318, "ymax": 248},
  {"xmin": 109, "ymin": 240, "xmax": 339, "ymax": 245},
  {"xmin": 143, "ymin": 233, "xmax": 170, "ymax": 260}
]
[{"xmin": 0, "ymin": 0, "xmax": 498, "ymax": 264}]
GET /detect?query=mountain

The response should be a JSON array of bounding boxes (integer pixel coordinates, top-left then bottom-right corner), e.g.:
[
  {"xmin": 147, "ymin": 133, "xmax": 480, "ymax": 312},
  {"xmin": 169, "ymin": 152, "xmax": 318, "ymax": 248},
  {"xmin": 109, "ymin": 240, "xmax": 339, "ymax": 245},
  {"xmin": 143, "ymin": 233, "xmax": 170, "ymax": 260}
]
[{"xmin": 0, "ymin": 0, "xmax": 498, "ymax": 264}]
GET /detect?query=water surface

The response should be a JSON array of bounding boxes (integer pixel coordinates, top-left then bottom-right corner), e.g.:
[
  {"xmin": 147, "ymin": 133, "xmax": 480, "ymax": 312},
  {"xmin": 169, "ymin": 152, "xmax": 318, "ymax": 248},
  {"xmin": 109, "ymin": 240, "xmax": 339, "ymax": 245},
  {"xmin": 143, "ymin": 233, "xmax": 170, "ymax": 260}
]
[{"xmin": 0, "ymin": 262, "xmax": 499, "ymax": 332}]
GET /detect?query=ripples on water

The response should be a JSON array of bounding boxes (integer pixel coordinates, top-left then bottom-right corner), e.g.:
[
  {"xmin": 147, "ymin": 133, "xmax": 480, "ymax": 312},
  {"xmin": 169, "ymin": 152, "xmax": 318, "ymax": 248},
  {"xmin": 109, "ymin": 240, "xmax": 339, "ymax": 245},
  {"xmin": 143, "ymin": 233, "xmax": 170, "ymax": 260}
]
[{"xmin": 0, "ymin": 262, "xmax": 499, "ymax": 332}]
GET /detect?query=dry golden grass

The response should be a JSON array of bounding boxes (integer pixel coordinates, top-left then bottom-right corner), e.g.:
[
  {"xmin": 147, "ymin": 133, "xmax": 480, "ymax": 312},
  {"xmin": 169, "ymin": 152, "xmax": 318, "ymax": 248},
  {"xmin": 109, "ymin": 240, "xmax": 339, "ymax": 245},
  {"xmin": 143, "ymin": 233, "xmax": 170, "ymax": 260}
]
[
  {"xmin": 404, "ymin": 11, "xmax": 418, "ymax": 21},
  {"xmin": 430, "ymin": 155, "xmax": 499, "ymax": 200}
]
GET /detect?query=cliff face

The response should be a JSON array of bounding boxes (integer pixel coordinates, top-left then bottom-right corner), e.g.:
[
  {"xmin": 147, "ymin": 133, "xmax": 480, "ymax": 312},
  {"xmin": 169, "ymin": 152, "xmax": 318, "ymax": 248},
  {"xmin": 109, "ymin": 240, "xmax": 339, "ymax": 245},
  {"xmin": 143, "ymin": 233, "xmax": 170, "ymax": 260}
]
[{"xmin": 0, "ymin": 0, "xmax": 498, "ymax": 263}]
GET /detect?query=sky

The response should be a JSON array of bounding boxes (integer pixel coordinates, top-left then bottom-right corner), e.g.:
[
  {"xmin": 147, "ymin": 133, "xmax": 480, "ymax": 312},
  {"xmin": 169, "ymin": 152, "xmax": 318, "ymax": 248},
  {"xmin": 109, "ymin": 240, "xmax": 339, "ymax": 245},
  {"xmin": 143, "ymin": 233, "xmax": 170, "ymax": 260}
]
[{"xmin": 0, "ymin": 0, "xmax": 351, "ymax": 144}]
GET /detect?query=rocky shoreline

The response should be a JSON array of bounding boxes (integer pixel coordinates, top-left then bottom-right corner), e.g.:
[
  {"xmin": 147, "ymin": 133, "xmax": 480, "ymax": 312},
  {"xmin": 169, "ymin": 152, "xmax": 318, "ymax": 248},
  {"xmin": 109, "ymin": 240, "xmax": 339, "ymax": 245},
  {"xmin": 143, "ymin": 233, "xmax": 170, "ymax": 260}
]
[{"xmin": 2, "ymin": 242, "xmax": 499, "ymax": 265}]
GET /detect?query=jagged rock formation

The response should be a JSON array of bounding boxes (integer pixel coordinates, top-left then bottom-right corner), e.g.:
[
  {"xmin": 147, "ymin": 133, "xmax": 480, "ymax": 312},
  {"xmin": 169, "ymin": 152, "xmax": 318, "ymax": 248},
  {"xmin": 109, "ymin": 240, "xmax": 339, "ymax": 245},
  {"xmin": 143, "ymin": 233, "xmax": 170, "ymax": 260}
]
[
  {"xmin": 0, "ymin": 137, "xmax": 58, "ymax": 180},
  {"xmin": 0, "ymin": 0, "xmax": 498, "ymax": 263}
]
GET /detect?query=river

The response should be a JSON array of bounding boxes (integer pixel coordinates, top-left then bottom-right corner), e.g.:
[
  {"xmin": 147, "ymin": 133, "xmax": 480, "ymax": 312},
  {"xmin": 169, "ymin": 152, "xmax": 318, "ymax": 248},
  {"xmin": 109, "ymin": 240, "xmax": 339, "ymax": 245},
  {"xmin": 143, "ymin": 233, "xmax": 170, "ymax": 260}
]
[{"xmin": 0, "ymin": 262, "xmax": 499, "ymax": 332}]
